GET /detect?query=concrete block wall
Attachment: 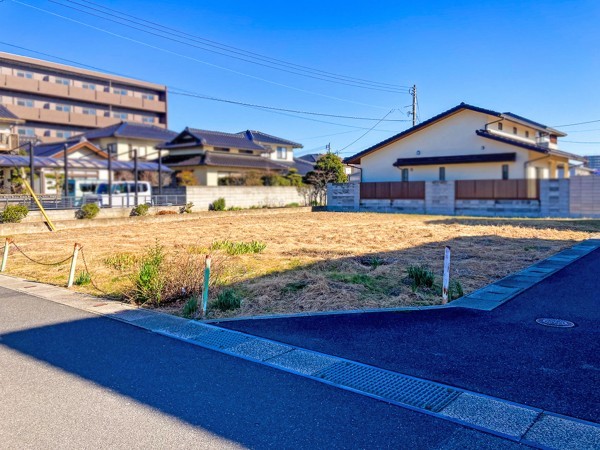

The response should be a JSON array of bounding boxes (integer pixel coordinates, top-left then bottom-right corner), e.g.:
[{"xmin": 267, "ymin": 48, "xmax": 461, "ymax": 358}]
[
  {"xmin": 185, "ymin": 186, "xmax": 309, "ymax": 210},
  {"xmin": 425, "ymin": 181, "xmax": 455, "ymax": 215},
  {"xmin": 569, "ymin": 176, "xmax": 600, "ymax": 217},
  {"xmin": 540, "ymin": 179, "xmax": 570, "ymax": 217},
  {"xmin": 456, "ymin": 199, "xmax": 540, "ymax": 217},
  {"xmin": 359, "ymin": 199, "xmax": 425, "ymax": 213},
  {"xmin": 326, "ymin": 182, "xmax": 359, "ymax": 211},
  {"xmin": 327, "ymin": 177, "xmax": 600, "ymax": 218}
]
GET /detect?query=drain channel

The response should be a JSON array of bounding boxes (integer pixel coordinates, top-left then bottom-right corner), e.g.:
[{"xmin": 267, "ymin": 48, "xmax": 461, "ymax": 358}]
[
  {"xmin": 314, "ymin": 361, "xmax": 461, "ymax": 413},
  {"xmin": 536, "ymin": 318, "xmax": 575, "ymax": 328}
]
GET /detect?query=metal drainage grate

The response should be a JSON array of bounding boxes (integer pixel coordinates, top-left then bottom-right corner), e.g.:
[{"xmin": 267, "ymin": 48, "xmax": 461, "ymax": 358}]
[
  {"xmin": 314, "ymin": 362, "xmax": 460, "ymax": 413},
  {"xmin": 190, "ymin": 329, "xmax": 252, "ymax": 349},
  {"xmin": 536, "ymin": 318, "xmax": 575, "ymax": 328}
]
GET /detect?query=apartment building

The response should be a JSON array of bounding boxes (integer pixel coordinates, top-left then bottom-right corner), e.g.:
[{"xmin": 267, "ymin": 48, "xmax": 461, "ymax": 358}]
[{"xmin": 0, "ymin": 52, "xmax": 167, "ymax": 143}]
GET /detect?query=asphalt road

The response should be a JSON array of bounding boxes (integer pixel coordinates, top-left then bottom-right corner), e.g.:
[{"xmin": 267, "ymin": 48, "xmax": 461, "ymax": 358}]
[
  {"xmin": 218, "ymin": 249, "xmax": 600, "ymax": 424},
  {"xmin": 0, "ymin": 287, "xmax": 524, "ymax": 449}
]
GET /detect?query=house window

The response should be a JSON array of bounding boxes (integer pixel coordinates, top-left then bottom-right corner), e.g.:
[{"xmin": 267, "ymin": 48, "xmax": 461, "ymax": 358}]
[
  {"xmin": 18, "ymin": 128, "xmax": 36, "ymax": 136},
  {"xmin": 82, "ymin": 83, "xmax": 96, "ymax": 90},
  {"xmin": 107, "ymin": 143, "xmax": 118, "ymax": 154},
  {"xmin": 513, "ymin": 127, "xmax": 517, "ymax": 135},
  {"xmin": 56, "ymin": 131, "xmax": 72, "ymax": 139},
  {"xmin": 55, "ymin": 104, "xmax": 71, "ymax": 112},
  {"xmin": 142, "ymin": 93, "xmax": 155, "ymax": 101},
  {"xmin": 214, "ymin": 147, "xmax": 230, "ymax": 152},
  {"xmin": 277, "ymin": 146, "xmax": 287, "ymax": 159},
  {"xmin": 439, "ymin": 167, "xmax": 446, "ymax": 181},
  {"xmin": 16, "ymin": 70, "xmax": 33, "ymax": 79},
  {"xmin": 497, "ymin": 122, "xmax": 503, "ymax": 131},
  {"xmin": 239, "ymin": 150, "xmax": 253, "ymax": 155},
  {"xmin": 113, "ymin": 112, "xmax": 128, "ymax": 120},
  {"xmin": 502, "ymin": 164, "xmax": 509, "ymax": 180},
  {"xmin": 113, "ymin": 88, "xmax": 128, "ymax": 96},
  {"xmin": 401, "ymin": 168, "xmax": 409, "ymax": 182},
  {"xmin": 55, "ymin": 77, "xmax": 70, "ymax": 86},
  {"xmin": 525, "ymin": 131, "xmax": 530, "ymax": 138},
  {"xmin": 82, "ymin": 108, "xmax": 97, "ymax": 116},
  {"xmin": 16, "ymin": 98, "xmax": 34, "ymax": 107},
  {"xmin": 141, "ymin": 116, "xmax": 154, "ymax": 124}
]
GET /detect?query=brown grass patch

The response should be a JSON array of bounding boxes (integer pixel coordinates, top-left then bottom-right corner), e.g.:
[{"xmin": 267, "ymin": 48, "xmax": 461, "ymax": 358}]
[{"xmin": 2, "ymin": 212, "xmax": 598, "ymax": 318}]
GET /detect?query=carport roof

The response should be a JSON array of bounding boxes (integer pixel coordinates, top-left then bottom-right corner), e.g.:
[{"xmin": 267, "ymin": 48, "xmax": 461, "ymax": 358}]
[{"xmin": 0, "ymin": 154, "xmax": 171, "ymax": 172}]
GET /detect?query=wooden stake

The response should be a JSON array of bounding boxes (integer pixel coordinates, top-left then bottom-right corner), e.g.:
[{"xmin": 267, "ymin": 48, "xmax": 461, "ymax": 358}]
[
  {"xmin": 202, "ymin": 255, "xmax": 211, "ymax": 316},
  {"xmin": 442, "ymin": 246, "xmax": 451, "ymax": 304},
  {"xmin": 67, "ymin": 243, "xmax": 82, "ymax": 288},
  {"xmin": 1, "ymin": 238, "xmax": 11, "ymax": 272}
]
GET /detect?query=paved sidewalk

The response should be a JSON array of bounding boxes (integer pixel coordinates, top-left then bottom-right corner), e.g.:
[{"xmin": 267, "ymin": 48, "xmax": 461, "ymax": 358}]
[{"xmin": 0, "ymin": 285, "xmax": 522, "ymax": 449}]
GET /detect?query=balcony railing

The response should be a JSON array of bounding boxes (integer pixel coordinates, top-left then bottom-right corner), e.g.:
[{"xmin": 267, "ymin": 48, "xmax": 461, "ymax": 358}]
[{"xmin": 0, "ymin": 74, "xmax": 167, "ymax": 113}]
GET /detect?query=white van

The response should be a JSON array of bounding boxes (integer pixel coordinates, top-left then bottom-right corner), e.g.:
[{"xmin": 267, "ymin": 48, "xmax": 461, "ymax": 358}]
[
  {"xmin": 87, "ymin": 181, "xmax": 153, "ymax": 207},
  {"xmin": 67, "ymin": 179, "xmax": 104, "ymax": 206}
]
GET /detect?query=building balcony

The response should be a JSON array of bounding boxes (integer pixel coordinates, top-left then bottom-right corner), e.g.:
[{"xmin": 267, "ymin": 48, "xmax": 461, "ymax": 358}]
[
  {"xmin": 1, "ymin": 74, "xmax": 167, "ymax": 113},
  {"xmin": 143, "ymin": 98, "xmax": 167, "ymax": 113}
]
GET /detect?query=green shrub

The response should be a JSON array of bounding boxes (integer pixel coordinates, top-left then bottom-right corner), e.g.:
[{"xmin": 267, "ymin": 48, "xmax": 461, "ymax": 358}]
[
  {"xmin": 329, "ymin": 273, "xmax": 377, "ymax": 290},
  {"xmin": 448, "ymin": 279, "xmax": 464, "ymax": 300},
  {"xmin": 407, "ymin": 264, "xmax": 435, "ymax": 291},
  {"xmin": 285, "ymin": 202, "xmax": 300, "ymax": 208},
  {"xmin": 0, "ymin": 204, "xmax": 29, "ymax": 223},
  {"xmin": 179, "ymin": 202, "xmax": 194, "ymax": 214},
  {"xmin": 131, "ymin": 242, "xmax": 165, "ymax": 305},
  {"xmin": 182, "ymin": 295, "xmax": 199, "ymax": 318},
  {"xmin": 227, "ymin": 206, "xmax": 243, "ymax": 211},
  {"xmin": 74, "ymin": 271, "xmax": 91, "ymax": 286},
  {"xmin": 131, "ymin": 203, "xmax": 150, "ymax": 216},
  {"xmin": 213, "ymin": 289, "xmax": 242, "ymax": 311},
  {"xmin": 210, "ymin": 239, "xmax": 266, "ymax": 255},
  {"xmin": 211, "ymin": 198, "xmax": 226, "ymax": 211},
  {"xmin": 76, "ymin": 203, "xmax": 99, "ymax": 220}
]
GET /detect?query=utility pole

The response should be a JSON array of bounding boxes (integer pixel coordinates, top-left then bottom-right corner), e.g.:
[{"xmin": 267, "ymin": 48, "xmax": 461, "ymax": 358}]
[
  {"xmin": 158, "ymin": 147, "xmax": 162, "ymax": 195},
  {"xmin": 107, "ymin": 143, "xmax": 113, "ymax": 208},
  {"xmin": 326, "ymin": 143, "xmax": 331, "ymax": 153},
  {"xmin": 63, "ymin": 143, "xmax": 69, "ymax": 199},
  {"xmin": 411, "ymin": 84, "xmax": 417, "ymax": 127},
  {"xmin": 28, "ymin": 142, "xmax": 34, "ymax": 193},
  {"xmin": 133, "ymin": 148, "xmax": 139, "ymax": 207}
]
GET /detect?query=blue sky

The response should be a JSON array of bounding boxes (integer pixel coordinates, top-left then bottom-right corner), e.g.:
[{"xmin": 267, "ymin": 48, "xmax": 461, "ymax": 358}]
[{"xmin": 1, "ymin": 0, "xmax": 599, "ymax": 157}]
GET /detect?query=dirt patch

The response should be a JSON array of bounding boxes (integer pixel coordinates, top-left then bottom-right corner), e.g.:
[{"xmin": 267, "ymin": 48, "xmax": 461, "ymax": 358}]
[{"xmin": 1, "ymin": 211, "xmax": 597, "ymax": 318}]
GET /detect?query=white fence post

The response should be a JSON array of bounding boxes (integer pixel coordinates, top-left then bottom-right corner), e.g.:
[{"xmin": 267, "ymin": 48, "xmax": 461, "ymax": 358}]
[{"xmin": 442, "ymin": 246, "xmax": 451, "ymax": 304}]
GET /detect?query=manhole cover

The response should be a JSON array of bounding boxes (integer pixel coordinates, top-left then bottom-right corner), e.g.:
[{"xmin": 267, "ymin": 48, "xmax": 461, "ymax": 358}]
[{"xmin": 536, "ymin": 318, "xmax": 575, "ymax": 328}]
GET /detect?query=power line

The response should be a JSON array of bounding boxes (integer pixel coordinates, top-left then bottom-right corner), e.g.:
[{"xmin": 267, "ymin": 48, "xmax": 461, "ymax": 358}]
[
  {"xmin": 0, "ymin": 41, "xmax": 405, "ymax": 134},
  {"xmin": 10, "ymin": 0, "xmax": 392, "ymax": 110},
  {"xmin": 48, "ymin": 0, "xmax": 409, "ymax": 94},
  {"xmin": 57, "ymin": 0, "xmax": 411, "ymax": 92},
  {"xmin": 562, "ymin": 128, "xmax": 600, "ymax": 133},
  {"xmin": 295, "ymin": 130, "xmax": 362, "ymax": 140},
  {"xmin": 169, "ymin": 90, "xmax": 409, "ymax": 122},
  {"xmin": 338, "ymin": 110, "xmax": 395, "ymax": 152},
  {"xmin": 553, "ymin": 119, "xmax": 600, "ymax": 127},
  {"xmin": 561, "ymin": 140, "xmax": 600, "ymax": 144}
]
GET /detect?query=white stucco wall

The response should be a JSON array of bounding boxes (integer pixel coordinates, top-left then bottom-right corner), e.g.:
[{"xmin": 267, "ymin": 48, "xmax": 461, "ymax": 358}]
[{"xmin": 359, "ymin": 110, "xmax": 565, "ymax": 182}]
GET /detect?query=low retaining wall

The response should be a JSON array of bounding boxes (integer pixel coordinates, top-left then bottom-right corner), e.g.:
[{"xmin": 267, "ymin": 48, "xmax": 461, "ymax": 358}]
[
  {"xmin": 20, "ymin": 205, "xmax": 182, "ymax": 223},
  {"xmin": 0, "ymin": 207, "xmax": 314, "ymax": 235},
  {"xmin": 455, "ymin": 199, "xmax": 540, "ymax": 217},
  {"xmin": 327, "ymin": 176, "xmax": 600, "ymax": 218},
  {"xmin": 184, "ymin": 186, "xmax": 309, "ymax": 210}
]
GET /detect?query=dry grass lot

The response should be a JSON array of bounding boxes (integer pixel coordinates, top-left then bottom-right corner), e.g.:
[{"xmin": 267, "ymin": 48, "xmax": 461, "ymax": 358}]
[{"xmin": 2, "ymin": 211, "xmax": 598, "ymax": 318}]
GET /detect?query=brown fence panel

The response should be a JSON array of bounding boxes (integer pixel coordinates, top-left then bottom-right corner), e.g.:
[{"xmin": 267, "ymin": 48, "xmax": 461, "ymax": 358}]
[
  {"xmin": 456, "ymin": 179, "xmax": 539, "ymax": 200},
  {"xmin": 360, "ymin": 182, "xmax": 425, "ymax": 200}
]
